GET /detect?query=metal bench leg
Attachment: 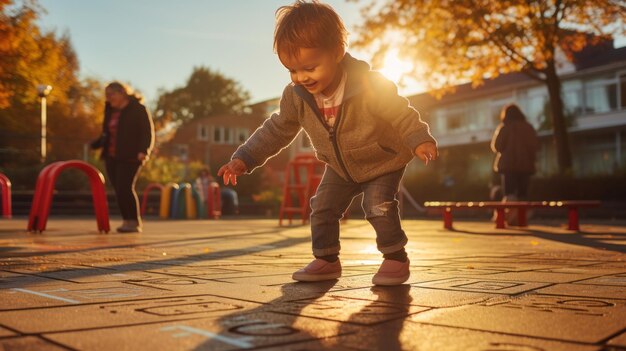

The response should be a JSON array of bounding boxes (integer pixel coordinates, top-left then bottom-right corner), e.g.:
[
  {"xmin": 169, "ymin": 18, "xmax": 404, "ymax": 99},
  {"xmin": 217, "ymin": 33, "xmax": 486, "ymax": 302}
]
[
  {"xmin": 518, "ymin": 207, "xmax": 528, "ymax": 227},
  {"xmin": 568, "ymin": 207, "xmax": 579, "ymax": 231},
  {"xmin": 495, "ymin": 208, "xmax": 506, "ymax": 229},
  {"xmin": 443, "ymin": 208, "xmax": 453, "ymax": 230}
]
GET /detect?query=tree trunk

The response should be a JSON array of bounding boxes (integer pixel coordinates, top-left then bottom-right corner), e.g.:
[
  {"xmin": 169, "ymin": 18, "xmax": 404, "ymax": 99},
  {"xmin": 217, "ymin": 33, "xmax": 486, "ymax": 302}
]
[{"xmin": 544, "ymin": 62, "xmax": 573, "ymax": 175}]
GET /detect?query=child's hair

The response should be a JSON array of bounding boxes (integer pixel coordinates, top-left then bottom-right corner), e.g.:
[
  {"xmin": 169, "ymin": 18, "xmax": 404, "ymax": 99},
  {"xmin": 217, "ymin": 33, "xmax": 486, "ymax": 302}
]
[
  {"xmin": 274, "ymin": 0, "xmax": 348, "ymax": 58},
  {"xmin": 106, "ymin": 81, "xmax": 144, "ymax": 103}
]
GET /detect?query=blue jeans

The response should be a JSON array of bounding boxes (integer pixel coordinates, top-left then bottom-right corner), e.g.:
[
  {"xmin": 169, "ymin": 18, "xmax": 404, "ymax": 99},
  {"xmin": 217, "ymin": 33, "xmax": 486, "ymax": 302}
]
[{"xmin": 310, "ymin": 166, "xmax": 408, "ymax": 256}]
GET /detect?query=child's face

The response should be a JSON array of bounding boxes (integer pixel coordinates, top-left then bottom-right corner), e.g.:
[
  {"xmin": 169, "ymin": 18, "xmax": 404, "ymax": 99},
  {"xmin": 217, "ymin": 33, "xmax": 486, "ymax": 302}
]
[{"xmin": 279, "ymin": 47, "xmax": 343, "ymax": 96}]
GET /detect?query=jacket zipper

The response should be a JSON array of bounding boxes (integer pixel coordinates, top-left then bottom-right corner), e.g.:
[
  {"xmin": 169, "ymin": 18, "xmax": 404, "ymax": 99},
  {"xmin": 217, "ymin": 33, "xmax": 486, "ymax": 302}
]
[
  {"xmin": 298, "ymin": 85, "xmax": 356, "ymax": 182},
  {"xmin": 328, "ymin": 104, "xmax": 355, "ymax": 182}
]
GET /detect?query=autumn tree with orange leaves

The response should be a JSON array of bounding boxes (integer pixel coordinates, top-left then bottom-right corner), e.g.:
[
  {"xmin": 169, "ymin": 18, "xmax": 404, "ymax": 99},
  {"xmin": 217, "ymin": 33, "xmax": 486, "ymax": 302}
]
[
  {"xmin": 353, "ymin": 0, "xmax": 626, "ymax": 174},
  {"xmin": 0, "ymin": 0, "xmax": 103, "ymax": 167}
]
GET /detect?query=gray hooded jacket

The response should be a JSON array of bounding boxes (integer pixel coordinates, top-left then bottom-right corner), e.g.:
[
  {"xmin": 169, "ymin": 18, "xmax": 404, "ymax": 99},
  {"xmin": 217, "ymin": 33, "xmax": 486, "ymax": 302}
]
[{"xmin": 233, "ymin": 53, "xmax": 436, "ymax": 183}]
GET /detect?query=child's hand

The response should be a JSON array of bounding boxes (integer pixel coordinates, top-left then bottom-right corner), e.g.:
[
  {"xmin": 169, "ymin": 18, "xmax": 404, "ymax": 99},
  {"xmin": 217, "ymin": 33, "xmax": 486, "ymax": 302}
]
[
  {"xmin": 414, "ymin": 142, "xmax": 438, "ymax": 166},
  {"xmin": 217, "ymin": 159, "xmax": 247, "ymax": 185}
]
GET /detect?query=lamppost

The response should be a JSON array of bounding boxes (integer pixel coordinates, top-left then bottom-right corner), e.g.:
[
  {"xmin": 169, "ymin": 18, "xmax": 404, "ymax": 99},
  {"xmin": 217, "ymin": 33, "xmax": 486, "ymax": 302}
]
[{"xmin": 37, "ymin": 84, "xmax": 52, "ymax": 162}]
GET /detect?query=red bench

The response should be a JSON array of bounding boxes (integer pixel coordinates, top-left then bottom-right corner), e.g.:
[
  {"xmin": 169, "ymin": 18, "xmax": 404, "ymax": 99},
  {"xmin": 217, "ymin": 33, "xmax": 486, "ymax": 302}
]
[
  {"xmin": 0, "ymin": 173, "xmax": 11, "ymax": 219},
  {"xmin": 424, "ymin": 200, "xmax": 601, "ymax": 231}
]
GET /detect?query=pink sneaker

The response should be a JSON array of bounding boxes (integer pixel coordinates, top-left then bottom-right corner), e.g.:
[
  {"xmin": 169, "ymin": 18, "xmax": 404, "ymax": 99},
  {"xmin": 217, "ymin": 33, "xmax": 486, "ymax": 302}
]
[
  {"xmin": 372, "ymin": 259, "xmax": 410, "ymax": 286},
  {"xmin": 292, "ymin": 259, "xmax": 341, "ymax": 282}
]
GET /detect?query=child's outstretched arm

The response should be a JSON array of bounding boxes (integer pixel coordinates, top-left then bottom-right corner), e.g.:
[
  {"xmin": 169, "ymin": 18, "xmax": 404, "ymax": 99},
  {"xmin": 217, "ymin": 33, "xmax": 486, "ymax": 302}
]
[
  {"xmin": 217, "ymin": 158, "xmax": 247, "ymax": 186},
  {"xmin": 223, "ymin": 85, "xmax": 302, "ymax": 183}
]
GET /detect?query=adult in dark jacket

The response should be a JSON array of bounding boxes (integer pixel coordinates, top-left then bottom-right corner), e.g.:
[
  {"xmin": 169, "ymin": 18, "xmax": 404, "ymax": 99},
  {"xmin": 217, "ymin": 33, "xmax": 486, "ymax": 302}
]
[
  {"xmin": 91, "ymin": 82, "xmax": 154, "ymax": 233},
  {"xmin": 491, "ymin": 104, "xmax": 539, "ymax": 201}
]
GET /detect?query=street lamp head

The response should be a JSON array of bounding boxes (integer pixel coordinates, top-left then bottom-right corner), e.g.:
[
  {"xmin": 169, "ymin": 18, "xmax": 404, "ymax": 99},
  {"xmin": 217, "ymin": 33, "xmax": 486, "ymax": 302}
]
[{"xmin": 37, "ymin": 84, "xmax": 52, "ymax": 98}]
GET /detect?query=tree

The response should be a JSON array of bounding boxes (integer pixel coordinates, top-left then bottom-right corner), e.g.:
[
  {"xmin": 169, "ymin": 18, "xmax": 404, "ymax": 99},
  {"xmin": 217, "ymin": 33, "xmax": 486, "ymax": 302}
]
[
  {"xmin": 0, "ymin": 0, "xmax": 103, "ymax": 168},
  {"xmin": 352, "ymin": 0, "xmax": 626, "ymax": 174},
  {"xmin": 154, "ymin": 66, "xmax": 250, "ymax": 125}
]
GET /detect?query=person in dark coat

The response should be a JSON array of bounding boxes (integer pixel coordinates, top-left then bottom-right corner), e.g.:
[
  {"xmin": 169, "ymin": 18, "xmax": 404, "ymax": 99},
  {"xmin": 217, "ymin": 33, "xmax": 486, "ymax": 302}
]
[
  {"xmin": 91, "ymin": 82, "xmax": 154, "ymax": 233},
  {"xmin": 491, "ymin": 104, "xmax": 539, "ymax": 201}
]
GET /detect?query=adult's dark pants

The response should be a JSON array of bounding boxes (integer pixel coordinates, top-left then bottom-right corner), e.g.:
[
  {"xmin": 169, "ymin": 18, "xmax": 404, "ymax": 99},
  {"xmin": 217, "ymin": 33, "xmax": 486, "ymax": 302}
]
[
  {"xmin": 105, "ymin": 159, "xmax": 142, "ymax": 222},
  {"xmin": 501, "ymin": 172, "xmax": 531, "ymax": 200}
]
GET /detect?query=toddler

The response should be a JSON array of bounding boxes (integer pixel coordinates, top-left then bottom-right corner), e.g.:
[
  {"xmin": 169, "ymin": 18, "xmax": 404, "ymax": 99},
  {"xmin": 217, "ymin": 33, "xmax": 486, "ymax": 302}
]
[{"xmin": 218, "ymin": 0, "xmax": 437, "ymax": 285}]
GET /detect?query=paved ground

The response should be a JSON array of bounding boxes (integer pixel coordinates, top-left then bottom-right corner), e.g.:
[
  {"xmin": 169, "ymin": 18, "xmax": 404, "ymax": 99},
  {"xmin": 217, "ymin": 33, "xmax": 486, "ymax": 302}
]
[{"xmin": 0, "ymin": 217, "xmax": 625, "ymax": 351}]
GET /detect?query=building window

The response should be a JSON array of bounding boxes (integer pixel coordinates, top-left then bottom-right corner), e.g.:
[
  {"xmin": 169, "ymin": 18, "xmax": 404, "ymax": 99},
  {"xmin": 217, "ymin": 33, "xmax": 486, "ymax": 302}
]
[
  {"xmin": 223, "ymin": 127, "xmax": 233, "ymax": 144},
  {"xmin": 213, "ymin": 126, "xmax": 241, "ymax": 144},
  {"xmin": 236, "ymin": 128, "xmax": 249, "ymax": 143},
  {"xmin": 619, "ymin": 72, "xmax": 626, "ymax": 109},
  {"xmin": 197, "ymin": 124, "xmax": 209, "ymax": 141},
  {"xmin": 432, "ymin": 100, "xmax": 482, "ymax": 133},
  {"xmin": 562, "ymin": 80, "xmax": 584, "ymax": 117},
  {"xmin": 584, "ymin": 76, "xmax": 618, "ymax": 114},
  {"xmin": 446, "ymin": 112, "xmax": 462, "ymax": 131},
  {"xmin": 176, "ymin": 144, "xmax": 189, "ymax": 161},
  {"xmin": 213, "ymin": 127, "xmax": 223, "ymax": 144},
  {"xmin": 516, "ymin": 88, "xmax": 545, "ymax": 128}
]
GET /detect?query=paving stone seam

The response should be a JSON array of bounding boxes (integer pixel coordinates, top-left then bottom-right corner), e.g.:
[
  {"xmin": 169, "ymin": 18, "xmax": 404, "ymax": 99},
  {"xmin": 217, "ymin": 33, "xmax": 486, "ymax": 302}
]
[
  {"xmin": 13, "ymin": 316, "xmax": 215, "ymax": 336},
  {"xmin": 597, "ymin": 327, "xmax": 626, "ymax": 345},
  {"xmin": 407, "ymin": 283, "xmax": 556, "ymax": 296},
  {"xmin": 121, "ymin": 280, "xmax": 176, "ymax": 291},
  {"xmin": 0, "ymin": 293, "xmax": 262, "ymax": 312},
  {"xmin": 0, "ymin": 324, "xmax": 20, "ymax": 336},
  {"xmin": 567, "ymin": 273, "xmax": 626, "ymax": 285},
  {"xmin": 33, "ymin": 335, "xmax": 77, "ymax": 351},
  {"xmin": 536, "ymin": 292, "xmax": 626, "ymax": 300},
  {"xmin": 0, "ymin": 334, "xmax": 77, "ymax": 351},
  {"xmin": 236, "ymin": 332, "xmax": 360, "ymax": 351},
  {"xmin": 407, "ymin": 320, "xmax": 613, "ymax": 347},
  {"xmin": 0, "ymin": 270, "xmax": 79, "ymax": 284}
]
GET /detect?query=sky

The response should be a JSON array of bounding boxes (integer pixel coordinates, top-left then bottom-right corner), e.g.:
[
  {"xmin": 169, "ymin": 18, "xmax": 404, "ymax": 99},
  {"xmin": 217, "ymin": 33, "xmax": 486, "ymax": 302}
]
[
  {"xmin": 37, "ymin": 0, "xmax": 370, "ymax": 106},
  {"xmin": 36, "ymin": 1, "xmax": 626, "ymax": 108}
]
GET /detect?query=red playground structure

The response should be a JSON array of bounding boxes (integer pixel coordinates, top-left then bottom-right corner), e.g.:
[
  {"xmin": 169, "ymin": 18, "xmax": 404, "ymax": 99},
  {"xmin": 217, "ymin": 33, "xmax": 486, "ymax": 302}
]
[
  {"xmin": 279, "ymin": 154, "xmax": 325, "ymax": 225},
  {"xmin": 0, "ymin": 173, "xmax": 11, "ymax": 219},
  {"xmin": 27, "ymin": 160, "xmax": 110, "ymax": 233}
]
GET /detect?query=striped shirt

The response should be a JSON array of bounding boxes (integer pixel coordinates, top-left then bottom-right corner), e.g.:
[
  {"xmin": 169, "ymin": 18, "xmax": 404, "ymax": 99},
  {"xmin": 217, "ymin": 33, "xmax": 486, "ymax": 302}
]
[{"xmin": 314, "ymin": 71, "xmax": 347, "ymax": 128}]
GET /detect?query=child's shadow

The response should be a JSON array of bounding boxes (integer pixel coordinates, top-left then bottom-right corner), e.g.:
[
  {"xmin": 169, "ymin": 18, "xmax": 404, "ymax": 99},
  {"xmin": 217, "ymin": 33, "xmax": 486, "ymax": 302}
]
[
  {"xmin": 338, "ymin": 284, "xmax": 413, "ymax": 350},
  {"xmin": 192, "ymin": 280, "xmax": 339, "ymax": 350}
]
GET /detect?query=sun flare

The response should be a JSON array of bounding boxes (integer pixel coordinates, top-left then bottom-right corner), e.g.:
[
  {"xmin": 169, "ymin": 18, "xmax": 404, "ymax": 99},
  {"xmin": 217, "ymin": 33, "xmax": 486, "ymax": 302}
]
[
  {"xmin": 379, "ymin": 49, "xmax": 414, "ymax": 83},
  {"xmin": 378, "ymin": 49, "xmax": 426, "ymax": 95}
]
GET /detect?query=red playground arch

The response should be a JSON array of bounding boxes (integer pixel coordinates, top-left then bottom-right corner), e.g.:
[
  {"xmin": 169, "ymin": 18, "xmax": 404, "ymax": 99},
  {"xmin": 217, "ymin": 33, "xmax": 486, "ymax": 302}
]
[
  {"xmin": 206, "ymin": 182, "xmax": 221, "ymax": 219},
  {"xmin": 0, "ymin": 173, "xmax": 11, "ymax": 219},
  {"xmin": 140, "ymin": 182, "xmax": 163, "ymax": 216},
  {"xmin": 28, "ymin": 160, "xmax": 110, "ymax": 233}
]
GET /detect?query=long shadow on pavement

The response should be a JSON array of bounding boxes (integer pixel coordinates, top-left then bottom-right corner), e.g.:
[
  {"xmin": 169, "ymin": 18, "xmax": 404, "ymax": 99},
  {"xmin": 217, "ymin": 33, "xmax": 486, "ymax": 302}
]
[
  {"xmin": 339, "ymin": 284, "xmax": 412, "ymax": 350},
  {"xmin": 0, "ymin": 234, "xmax": 311, "ymax": 283},
  {"xmin": 192, "ymin": 280, "xmax": 344, "ymax": 350},
  {"xmin": 450, "ymin": 227, "xmax": 626, "ymax": 254},
  {"xmin": 0, "ymin": 228, "xmax": 297, "ymax": 259}
]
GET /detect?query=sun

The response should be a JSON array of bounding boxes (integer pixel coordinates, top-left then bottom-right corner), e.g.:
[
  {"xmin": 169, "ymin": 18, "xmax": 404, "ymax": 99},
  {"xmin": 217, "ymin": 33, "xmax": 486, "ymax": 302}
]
[
  {"xmin": 379, "ymin": 49, "xmax": 413, "ymax": 82},
  {"xmin": 378, "ymin": 49, "xmax": 426, "ymax": 95}
]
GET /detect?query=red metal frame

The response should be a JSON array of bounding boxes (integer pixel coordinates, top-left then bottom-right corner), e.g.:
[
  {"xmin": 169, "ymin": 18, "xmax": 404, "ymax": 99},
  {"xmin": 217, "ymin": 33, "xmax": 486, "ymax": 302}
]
[
  {"xmin": 140, "ymin": 183, "xmax": 164, "ymax": 216},
  {"xmin": 279, "ymin": 154, "xmax": 324, "ymax": 226},
  {"xmin": 443, "ymin": 207, "xmax": 453, "ymax": 230},
  {"xmin": 425, "ymin": 201, "xmax": 600, "ymax": 231},
  {"xmin": 27, "ymin": 160, "xmax": 110, "ymax": 233},
  {"xmin": 206, "ymin": 182, "xmax": 221, "ymax": 219},
  {"xmin": 567, "ymin": 207, "xmax": 579, "ymax": 231},
  {"xmin": 0, "ymin": 173, "xmax": 12, "ymax": 218}
]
